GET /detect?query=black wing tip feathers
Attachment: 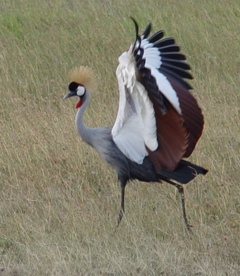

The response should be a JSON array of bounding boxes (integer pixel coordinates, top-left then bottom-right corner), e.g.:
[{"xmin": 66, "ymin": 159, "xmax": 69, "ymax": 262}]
[
  {"xmin": 149, "ymin": 30, "xmax": 164, "ymax": 43},
  {"xmin": 142, "ymin": 21, "xmax": 152, "ymax": 38},
  {"xmin": 130, "ymin": 17, "xmax": 139, "ymax": 37},
  {"xmin": 130, "ymin": 17, "xmax": 152, "ymax": 38},
  {"xmin": 130, "ymin": 17, "xmax": 142, "ymax": 53},
  {"xmin": 131, "ymin": 19, "xmax": 193, "ymax": 89}
]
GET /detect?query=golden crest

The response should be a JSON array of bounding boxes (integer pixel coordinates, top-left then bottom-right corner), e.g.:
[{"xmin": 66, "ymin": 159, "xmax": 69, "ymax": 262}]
[{"xmin": 69, "ymin": 66, "xmax": 97, "ymax": 93}]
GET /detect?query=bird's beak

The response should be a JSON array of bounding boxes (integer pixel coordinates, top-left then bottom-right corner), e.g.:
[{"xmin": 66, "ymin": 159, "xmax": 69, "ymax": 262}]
[{"xmin": 63, "ymin": 90, "xmax": 76, "ymax": 99}]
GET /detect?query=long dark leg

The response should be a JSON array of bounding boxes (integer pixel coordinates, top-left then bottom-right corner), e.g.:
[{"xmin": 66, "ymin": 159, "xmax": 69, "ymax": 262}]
[
  {"xmin": 165, "ymin": 179, "xmax": 193, "ymax": 232},
  {"xmin": 117, "ymin": 178, "xmax": 127, "ymax": 226}
]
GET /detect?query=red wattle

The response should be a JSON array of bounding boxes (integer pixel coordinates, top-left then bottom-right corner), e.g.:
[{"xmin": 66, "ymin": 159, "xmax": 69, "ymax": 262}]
[{"xmin": 75, "ymin": 99, "xmax": 82, "ymax": 109}]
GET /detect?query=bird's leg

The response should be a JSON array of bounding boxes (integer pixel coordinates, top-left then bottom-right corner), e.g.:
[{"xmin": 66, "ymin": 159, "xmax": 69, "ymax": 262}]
[
  {"xmin": 167, "ymin": 180, "xmax": 193, "ymax": 232},
  {"xmin": 177, "ymin": 185, "xmax": 193, "ymax": 232},
  {"xmin": 117, "ymin": 179, "xmax": 126, "ymax": 227}
]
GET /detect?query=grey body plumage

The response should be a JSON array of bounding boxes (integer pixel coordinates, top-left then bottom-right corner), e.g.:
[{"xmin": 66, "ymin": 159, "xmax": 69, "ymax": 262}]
[
  {"xmin": 76, "ymin": 92, "xmax": 159, "ymax": 182},
  {"xmin": 64, "ymin": 19, "xmax": 208, "ymax": 230}
]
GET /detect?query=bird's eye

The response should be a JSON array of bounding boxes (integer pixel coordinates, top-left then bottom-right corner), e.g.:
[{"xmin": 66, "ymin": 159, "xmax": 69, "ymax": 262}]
[{"xmin": 76, "ymin": 85, "xmax": 85, "ymax": 96}]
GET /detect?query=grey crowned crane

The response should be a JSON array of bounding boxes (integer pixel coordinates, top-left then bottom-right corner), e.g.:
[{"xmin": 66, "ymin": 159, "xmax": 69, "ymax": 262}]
[{"xmin": 64, "ymin": 19, "xmax": 208, "ymax": 231}]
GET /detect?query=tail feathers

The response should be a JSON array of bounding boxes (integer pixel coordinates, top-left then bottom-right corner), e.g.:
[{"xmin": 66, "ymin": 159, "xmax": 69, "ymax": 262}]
[{"xmin": 159, "ymin": 160, "xmax": 208, "ymax": 184}]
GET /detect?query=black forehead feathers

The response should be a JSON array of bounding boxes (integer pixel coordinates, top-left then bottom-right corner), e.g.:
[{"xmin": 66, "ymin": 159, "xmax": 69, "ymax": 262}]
[{"xmin": 68, "ymin": 82, "xmax": 80, "ymax": 91}]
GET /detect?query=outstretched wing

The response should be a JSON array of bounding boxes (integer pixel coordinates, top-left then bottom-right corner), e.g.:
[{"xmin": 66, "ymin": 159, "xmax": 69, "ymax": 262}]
[{"xmin": 112, "ymin": 19, "xmax": 204, "ymax": 171}]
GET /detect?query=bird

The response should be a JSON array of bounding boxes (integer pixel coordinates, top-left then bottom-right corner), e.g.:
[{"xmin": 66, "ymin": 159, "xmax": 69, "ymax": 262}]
[{"xmin": 64, "ymin": 18, "xmax": 208, "ymax": 231}]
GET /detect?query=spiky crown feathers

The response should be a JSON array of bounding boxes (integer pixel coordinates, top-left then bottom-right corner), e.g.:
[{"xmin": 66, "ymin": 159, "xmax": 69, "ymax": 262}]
[{"xmin": 69, "ymin": 66, "xmax": 97, "ymax": 93}]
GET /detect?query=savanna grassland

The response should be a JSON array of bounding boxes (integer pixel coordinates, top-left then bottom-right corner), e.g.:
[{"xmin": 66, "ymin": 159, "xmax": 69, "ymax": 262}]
[{"xmin": 0, "ymin": 0, "xmax": 239, "ymax": 275}]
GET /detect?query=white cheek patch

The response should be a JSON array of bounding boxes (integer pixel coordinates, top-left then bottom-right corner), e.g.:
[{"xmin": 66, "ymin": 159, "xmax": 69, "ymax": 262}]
[{"xmin": 76, "ymin": 86, "xmax": 85, "ymax": 96}]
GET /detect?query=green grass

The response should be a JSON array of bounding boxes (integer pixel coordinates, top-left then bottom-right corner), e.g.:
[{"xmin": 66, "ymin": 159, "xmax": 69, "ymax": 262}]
[{"xmin": 0, "ymin": 0, "xmax": 240, "ymax": 275}]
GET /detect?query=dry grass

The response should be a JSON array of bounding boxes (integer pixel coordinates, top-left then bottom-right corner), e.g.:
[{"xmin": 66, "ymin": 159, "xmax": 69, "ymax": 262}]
[{"xmin": 0, "ymin": 0, "xmax": 240, "ymax": 275}]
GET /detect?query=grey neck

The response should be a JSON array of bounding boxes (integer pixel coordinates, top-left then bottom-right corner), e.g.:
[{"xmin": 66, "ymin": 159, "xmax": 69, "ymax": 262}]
[{"xmin": 75, "ymin": 92, "xmax": 93, "ymax": 146}]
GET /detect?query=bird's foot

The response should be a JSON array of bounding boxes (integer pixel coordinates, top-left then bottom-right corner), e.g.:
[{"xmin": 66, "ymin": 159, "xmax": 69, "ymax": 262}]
[
  {"xmin": 117, "ymin": 209, "xmax": 124, "ymax": 227},
  {"xmin": 185, "ymin": 222, "xmax": 193, "ymax": 233}
]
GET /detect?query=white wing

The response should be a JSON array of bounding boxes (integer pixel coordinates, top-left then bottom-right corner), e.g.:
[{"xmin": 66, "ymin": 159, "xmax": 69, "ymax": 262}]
[
  {"xmin": 112, "ymin": 20, "xmax": 203, "ymax": 170},
  {"xmin": 135, "ymin": 38, "xmax": 182, "ymax": 114},
  {"xmin": 111, "ymin": 47, "xmax": 158, "ymax": 164}
]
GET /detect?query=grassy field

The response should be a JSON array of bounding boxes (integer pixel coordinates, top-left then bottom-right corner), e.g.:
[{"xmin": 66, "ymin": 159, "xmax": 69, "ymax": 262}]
[{"xmin": 0, "ymin": 0, "xmax": 239, "ymax": 275}]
